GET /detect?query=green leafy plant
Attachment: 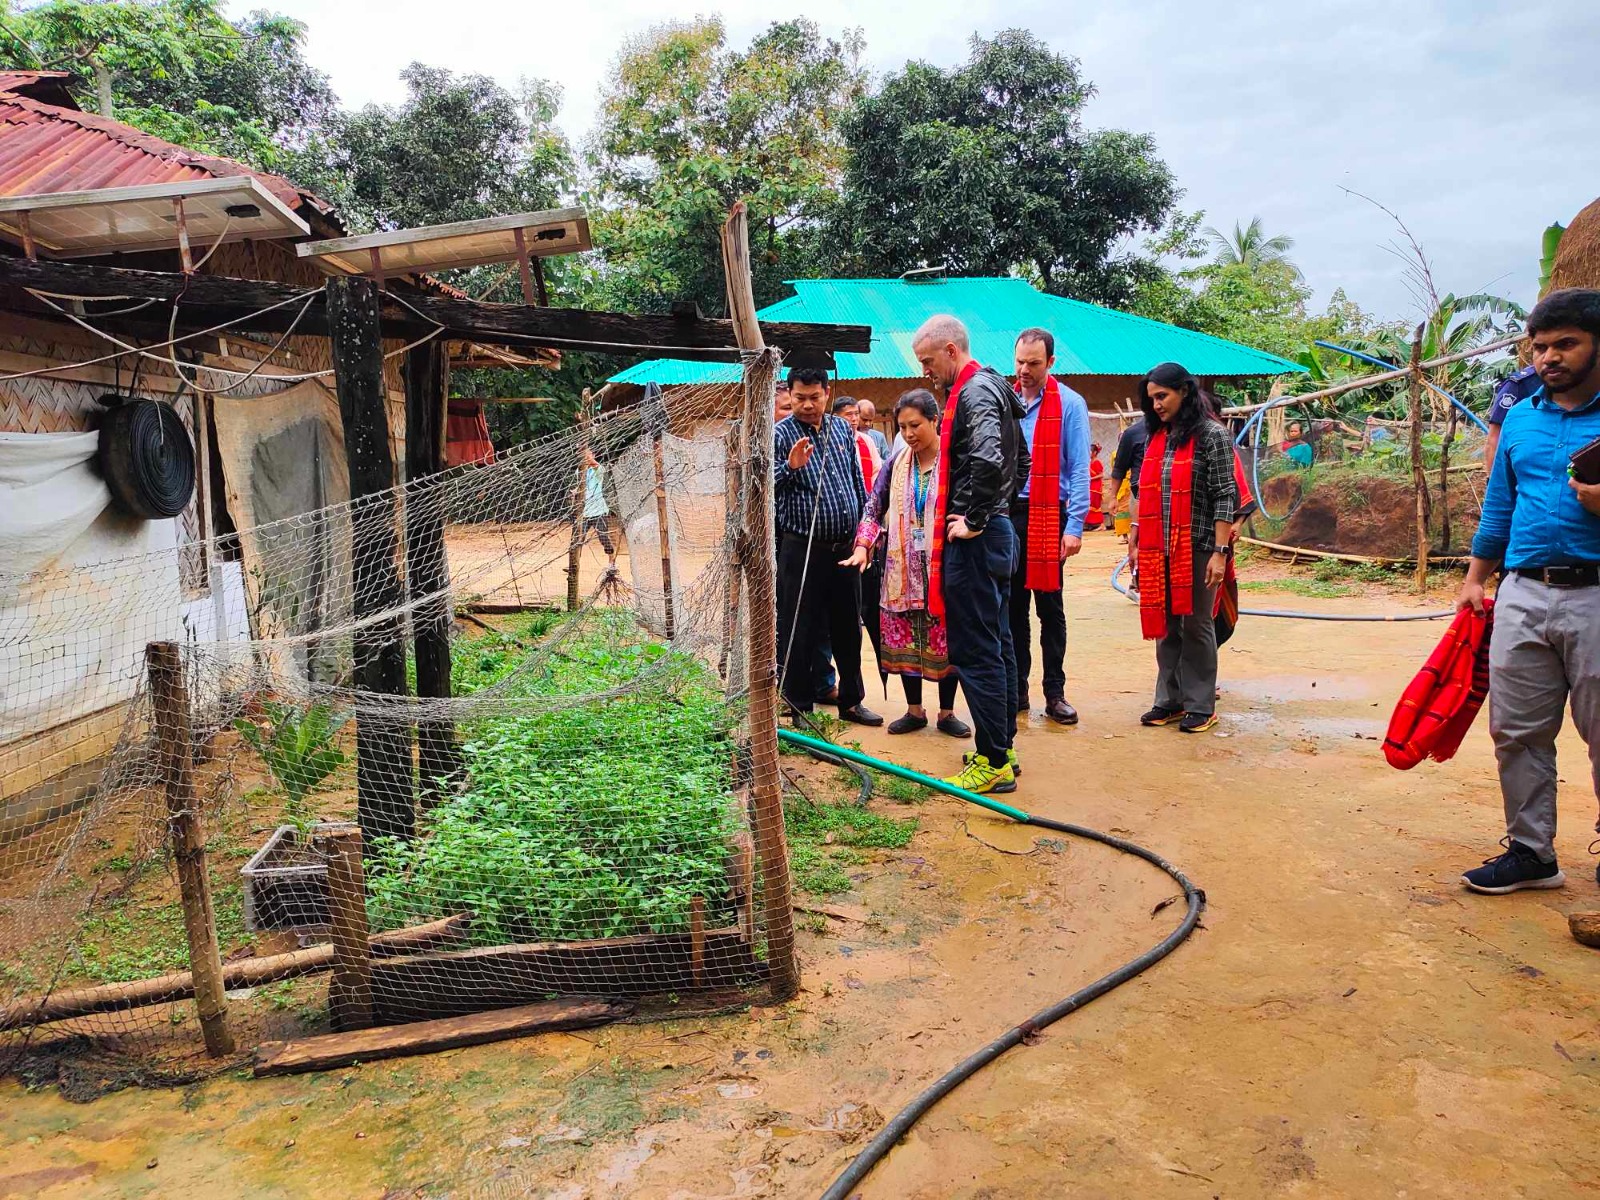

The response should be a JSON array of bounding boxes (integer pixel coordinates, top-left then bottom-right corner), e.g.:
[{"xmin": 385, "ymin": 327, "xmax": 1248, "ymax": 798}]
[
  {"xmin": 234, "ymin": 701, "xmax": 348, "ymax": 829},
  {"xmin": 367, "ymin": 619, "xmax": 739, "ymax": 945}
]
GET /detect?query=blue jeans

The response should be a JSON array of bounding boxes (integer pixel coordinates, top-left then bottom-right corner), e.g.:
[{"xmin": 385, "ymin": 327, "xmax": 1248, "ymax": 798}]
[{"xmin": 943, "ymin": 517, "xmax": 1019, "ymax": 767}]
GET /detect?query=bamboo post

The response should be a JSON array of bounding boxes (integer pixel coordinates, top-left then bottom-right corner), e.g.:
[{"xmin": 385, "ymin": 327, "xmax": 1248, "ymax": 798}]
[
  {"xmin": 1407, "ymin": 325, "xmax": 1431, "ymax": 592},
  {"xmin": 566, "ymin": 389, "xmax": 591, "ymax": 611},
  {"xmin": 719, "ymin": 419, "xmax": 744, "ymax": 685},
  {"xmin": 323, "ymin": 827, "xmax": 374, "ymax": 1032},
  {"xmin": 652, "ymin": 429, "xmax": 677, "ymax": 640},
  {"xmin": 1438, "ymin": 390, "xmax": 1458, "ymax": 554},
  {"xmin": 146, "ymin": 641, "xmax": 234, "ymax": 1057},
  {"xmin": 720, "ymin": 201, "xmax": 798, "ymax": 1002},
  {"xmin": 328, "ymin": 276, "xmax": 415, "ymax": 847}
]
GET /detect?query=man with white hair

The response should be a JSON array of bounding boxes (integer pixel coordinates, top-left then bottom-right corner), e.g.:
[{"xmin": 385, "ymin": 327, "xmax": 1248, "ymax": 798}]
[{"xmin": 913, "ymin": 314, "xmax": 1030, "ymax": 794}]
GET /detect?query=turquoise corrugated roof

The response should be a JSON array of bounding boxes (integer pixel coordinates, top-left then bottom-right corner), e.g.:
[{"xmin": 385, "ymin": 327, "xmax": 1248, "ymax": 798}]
[{"xmin": 609, "ymin": 276, "xmax": 1305, "ymax": 385}]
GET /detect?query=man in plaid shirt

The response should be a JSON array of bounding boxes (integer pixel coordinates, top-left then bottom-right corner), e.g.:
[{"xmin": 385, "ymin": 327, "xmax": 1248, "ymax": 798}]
[{"xmin": 773, "ymin": 367, "xmax": 882, "ymax": 726}]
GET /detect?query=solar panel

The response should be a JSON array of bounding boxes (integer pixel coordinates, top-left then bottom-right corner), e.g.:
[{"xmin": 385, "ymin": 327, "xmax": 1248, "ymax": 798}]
[
  {"xmin": 294, "ymin": 208, "xmax": 591, "ymax": 281},
  {"xmin": 0, "ymin": 177, "xmax": 310, "ymax": 260}
]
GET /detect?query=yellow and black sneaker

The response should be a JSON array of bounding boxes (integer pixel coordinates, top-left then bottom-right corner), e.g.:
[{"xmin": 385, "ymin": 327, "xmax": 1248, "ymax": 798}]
[
  {"xmin": 1179, "ymin": 712, "xmax": 1218, "ymax": 734},
  {"xmin": 1140, "ymin": 706, "xmax": 1184, "ymax": 727},
  {"xmin": 944, "ymin": 753, "xmax": 1017, "ymax": 795}
]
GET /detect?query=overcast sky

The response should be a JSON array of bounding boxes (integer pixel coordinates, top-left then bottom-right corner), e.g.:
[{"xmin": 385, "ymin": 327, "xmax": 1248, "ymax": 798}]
[{"xmin": 236, "ymin": 0, "xmax": 1598, "ymax": 322}]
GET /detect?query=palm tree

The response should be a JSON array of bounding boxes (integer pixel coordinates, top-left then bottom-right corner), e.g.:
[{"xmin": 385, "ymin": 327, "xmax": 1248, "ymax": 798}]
[{"xmin": 1204, "ymin": 216, "xmax": 1302, "ymax": 280}]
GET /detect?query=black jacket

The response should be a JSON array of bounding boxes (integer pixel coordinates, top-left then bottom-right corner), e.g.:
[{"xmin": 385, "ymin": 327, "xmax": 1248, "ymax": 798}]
[{"xmin": 947, "ymin": 365, "xmax": 1030, "ymax": 532}]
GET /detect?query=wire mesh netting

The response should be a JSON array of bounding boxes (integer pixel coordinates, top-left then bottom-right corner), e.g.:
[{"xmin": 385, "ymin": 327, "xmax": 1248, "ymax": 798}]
[{"xmin": 0, "ymin": 376, "xmax": 787, "ymax": 1095}]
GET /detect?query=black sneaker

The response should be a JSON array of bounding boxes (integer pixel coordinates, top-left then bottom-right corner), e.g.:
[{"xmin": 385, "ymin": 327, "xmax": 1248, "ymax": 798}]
[
  {"xmin": 1179, "ymin": 712, "xmax": 1218, "ymax": 734},
  {"xmin": 1140, "ymin": 706, "xmax": 1183, "ymax": 727},
  {"xmin": 1461, "ymin": 841, "xmax": 1566, "ymax": 894}
]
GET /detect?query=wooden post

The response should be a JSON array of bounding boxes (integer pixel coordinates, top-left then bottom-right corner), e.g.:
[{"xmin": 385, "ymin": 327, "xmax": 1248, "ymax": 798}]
[
  {"xmin": 689, "ymin": 896, "xmax": 706, "ymax": 988},
  {"xmin": 322, "ymin": 827, "xmax": 374, "ymax": 1032},
  {"xmin": 173, "ymin": 197, "xmax": 193, "ymax": 274},
  {"xmin": 1407, "ymin": 324, "xmax": 1431, "ymax": 592},
  {"xmin": 720, "ymin": 201, "xmax": 798, "ymax": 1002},
  {"xmin": 1437, "ymin": 389, "xmax": 1458, "ymax": 554},
  {"xmin": 566, "ymin": 389, "xmax": 591, "ymax": 612},
  {"xmin": 404, "ymin": 339, "xmax": 459, "ymax": 801},
  {"xmin": 652, "ymin": 430, "xmax": 677, "ymax": 640},
  {"xmin": 146, "ymin": 641, "xmax": 235, "ymax": 1057},
  {"xmin": 327, "ymin": 276, "xmax": 414, "ymax": 847},
  {"xmin": 718, "ymin": 419, "xmax": 744, "ymax": 685}
]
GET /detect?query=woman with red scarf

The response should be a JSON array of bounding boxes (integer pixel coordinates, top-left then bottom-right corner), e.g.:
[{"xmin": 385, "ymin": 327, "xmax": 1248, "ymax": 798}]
[{"xmin": 1131, "ymin": 362, "xmax": 1239, "ymax": 734}]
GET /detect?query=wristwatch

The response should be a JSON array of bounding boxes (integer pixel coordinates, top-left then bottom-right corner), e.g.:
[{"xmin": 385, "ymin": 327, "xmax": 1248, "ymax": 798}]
[{"xmin": 1214, "ymin": 544, "xmax": 1233, "ymax": 558}]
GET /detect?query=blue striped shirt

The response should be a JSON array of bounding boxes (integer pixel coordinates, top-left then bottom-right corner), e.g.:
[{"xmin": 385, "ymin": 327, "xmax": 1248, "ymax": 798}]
[{"xmin": 773, "ymin": 414, "xmax": 866, "ymax": 543}]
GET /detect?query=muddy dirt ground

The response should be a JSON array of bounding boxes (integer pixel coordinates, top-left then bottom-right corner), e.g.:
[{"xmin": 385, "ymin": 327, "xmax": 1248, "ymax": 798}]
[{"xmin": 3, "ymin": 535, "xmax": 1599, "ymax": 1199}]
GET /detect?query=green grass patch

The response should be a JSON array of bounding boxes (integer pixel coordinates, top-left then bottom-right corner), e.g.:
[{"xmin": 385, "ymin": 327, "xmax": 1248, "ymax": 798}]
[
  {"xmin": 783, "ymin": 794, "xmax": 918, "ymax": 896},
  {"xmin": 76, "ymin": 885, "xmax": 246, "ymax": 984},
  {"xmin": 1238, "ymin": 577, "xmax": 1356, "ymax": 599}
]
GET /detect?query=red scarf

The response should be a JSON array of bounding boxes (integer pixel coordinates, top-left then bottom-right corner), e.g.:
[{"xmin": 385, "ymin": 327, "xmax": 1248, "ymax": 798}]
[
  {"xmin": 856, "ymin": 433, "xmax": 877, "ymax": 492},
  {"xmin": 1135, "ymin": 426, "xmax": 1194, "ymax": 640},
  {"xmin": 929, "ymin": 359, "xmax": 981, "ymax": 620},
  {"xmin": 1017, "ymin": 376, "xmax": 1063, "ymax": 592},
  {"xmin": 1384, "ymin": 600, "xmax": 1494, "ymax": 769}
]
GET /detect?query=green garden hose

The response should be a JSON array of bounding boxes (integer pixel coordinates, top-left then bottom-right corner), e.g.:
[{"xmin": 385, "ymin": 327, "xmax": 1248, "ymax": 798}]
[{"xmin": 774, "ymin": 728, "xmax": 1205, "ymax": 1199}]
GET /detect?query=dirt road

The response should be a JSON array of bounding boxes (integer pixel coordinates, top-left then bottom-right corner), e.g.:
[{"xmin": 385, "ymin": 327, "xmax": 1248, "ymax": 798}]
[{"xmin": 3, "ymin": 536, "xmax": 1597, "ymax": 1199}]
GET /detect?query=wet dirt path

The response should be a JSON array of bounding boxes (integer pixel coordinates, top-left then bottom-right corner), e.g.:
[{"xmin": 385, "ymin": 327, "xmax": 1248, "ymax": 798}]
[{"xmin": 3, "ymin": 538, "xmax": 1598, "ymax": 1198}]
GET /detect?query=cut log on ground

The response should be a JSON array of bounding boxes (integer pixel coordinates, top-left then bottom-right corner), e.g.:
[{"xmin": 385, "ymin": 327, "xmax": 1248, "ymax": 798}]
[
  {"xmin": 369, "ymin": 926, "xmax": 761, "ymax": 1023},
  {"xmin": 253, "ymin": 997, "xmax": 633, "ymax": 1077},
  {"xmin": 0, "ymin": 914, "xmax": 470, "ymax": 1031},
  {"xmin": 1571, "ymin": 911, "xmax": 1600, "ymax": 949}
]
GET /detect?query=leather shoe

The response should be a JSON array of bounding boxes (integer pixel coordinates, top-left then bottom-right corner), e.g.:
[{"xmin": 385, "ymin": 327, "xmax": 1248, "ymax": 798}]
[
  {"xmin": 936, "ymin": 713, "xmax": 972, "ymax": 738},
  {"xmin": 840, "ymin": 705, "xmax": 884, "ymax": 727},
  {"xmin": 1045, "ymin": 697, "xmax": 1079, "ymax": 725},
  {"xmin": 887, "ymin": 713, "xmax": 928, "ymax": 735}
]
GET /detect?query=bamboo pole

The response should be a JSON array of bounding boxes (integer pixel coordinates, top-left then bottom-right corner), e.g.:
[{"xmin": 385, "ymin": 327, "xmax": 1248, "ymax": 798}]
[
  {"xmin": 652, "ymin": 429, "xmax": 677, "ymax": 640},
  {"xmin": 146, "ymin": 641, "xmax": 235, "ymax": 1058},
  {"xmin": 566, "ymin": 388, "xmax": 591, "ymax": 611},
  {"xmin": 1236, "ymin": 535, "xmax": 1471, "ymax": 567},
  {"xmin": 324, "ymin": 827, "xmax": 374, "ymax": 1032},
  {"xmin": 1407, "ymin": 325, "xmax": 1431, "ymax": 592},
  {"xmin": 1221, "ymin": 330, "xmax": 1523, "ymax": 417},
  {"xmin": 719, "ymin": 418, "xmax": 744, "ymax": 686},
  {"xmin": 720, "ymin": 201, "xmax": 798, "ymax": 1002}
]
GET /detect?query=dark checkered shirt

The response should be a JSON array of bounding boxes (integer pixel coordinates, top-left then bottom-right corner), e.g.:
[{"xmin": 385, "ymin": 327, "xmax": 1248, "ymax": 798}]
[
  {"xmin": 773, "ymin": 414, "xmax": 866, "ymax": 543},
  {"xmin": 1159, "ymin": 419, "xmax": 1238, "ymax": 555}
]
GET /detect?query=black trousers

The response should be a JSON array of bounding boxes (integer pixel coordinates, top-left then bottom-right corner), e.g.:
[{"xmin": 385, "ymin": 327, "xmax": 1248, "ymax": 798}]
[
  {"xmin": 944, "ymin": 517, "xmax": 1018, "ymax": 766},
  {"xmin": 777, "ymin": 533, "xmax": 865, "ymax": 714},
  {"xmin": 904, "ymin": 674, "xmax": 959, "ymax": 710},
  {"xmin": 1008, "ymin": 503, "xmax": 1068, "ymax": 704},
  {"xmin": 860, "ymin": 545, "xmax": 884, "ymax": 677}
]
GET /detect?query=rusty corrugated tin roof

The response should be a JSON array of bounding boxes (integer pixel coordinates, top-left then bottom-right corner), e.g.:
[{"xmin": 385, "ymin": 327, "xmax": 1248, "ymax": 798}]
[{"xmin": 0, "ymin": 80, "xmax": 331, "ymax": 222}]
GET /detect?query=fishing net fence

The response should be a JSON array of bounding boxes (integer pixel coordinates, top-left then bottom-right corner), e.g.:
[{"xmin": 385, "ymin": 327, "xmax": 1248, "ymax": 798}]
[{"xmin": 0, "ymin": 370, "xmax": 790, "ymax": 1093}]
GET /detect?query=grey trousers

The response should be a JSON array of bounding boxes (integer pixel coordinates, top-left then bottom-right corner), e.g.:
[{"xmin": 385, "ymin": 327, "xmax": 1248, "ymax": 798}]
[
  {"xmin": 1153, "ymin": 549, "xmax": 1219, "ymax": 716},
  {"xmin": 1488, "ymin": 572, "xmax": 1600, "ymax": 862}
]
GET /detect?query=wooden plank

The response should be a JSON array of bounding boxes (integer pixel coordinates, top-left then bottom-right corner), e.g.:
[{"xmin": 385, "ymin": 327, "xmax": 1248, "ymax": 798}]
[
  {"xmin": 405, "ymin": 339, "xmax": 459, "ymax": 800},
  {"xmin": 0, "ymin": 257, "xmax": 872, "ymax": 359},
  {"xmin": 253, "ymin": 997, "xmax": 632, "ymax": 1077},
  {"xmin": 369, "ymin": 927, "xmax": 762, "ymax": 1022},
  {"xmin": 328, "ymin": 276, "xmax": 414, "ymax": 847},
  {"xmin": 0, "ymin": 703, "xmax": 129, "ymax": 799},
  {"xmin": 0, "ymin": 348, "xmax": 188, "ymax": 395},
  {"xmin": 0, "ymin": 914, "xmax": 472, "ymax": 1031},
  {"xmin": 147, "ymin": 641, "xmax": 234, "ymax": 1057}
]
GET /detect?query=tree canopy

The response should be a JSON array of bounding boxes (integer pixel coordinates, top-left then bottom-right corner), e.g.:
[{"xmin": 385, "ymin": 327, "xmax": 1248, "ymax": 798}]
[
  {"xmin": 833, "ymin": 30, "xmax": 1178, "ymax": 307},
  {"xmin": 585, "ymin": 16, "xmax": 864, "ymax": 314}
]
